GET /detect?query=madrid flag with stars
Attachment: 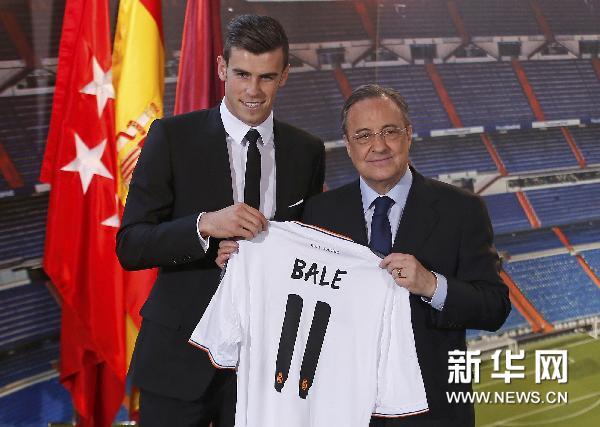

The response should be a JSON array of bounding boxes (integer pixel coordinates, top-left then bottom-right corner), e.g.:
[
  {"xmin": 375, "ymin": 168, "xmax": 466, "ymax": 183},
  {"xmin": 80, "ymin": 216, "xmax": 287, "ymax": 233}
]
[{"xmin": 40, "ymin": 0, "xmax": 125, "ymax": 424}]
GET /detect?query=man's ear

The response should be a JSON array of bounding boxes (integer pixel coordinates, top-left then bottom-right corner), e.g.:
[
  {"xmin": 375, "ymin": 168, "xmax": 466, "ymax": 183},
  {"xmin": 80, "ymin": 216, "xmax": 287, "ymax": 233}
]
[
  {"xmin": 279, "ymin": 64, "xmax": 290, "ymax": 87},
  {"xmin": 217, "ymin": 55, "xmax": 227, "ymax": 82}
]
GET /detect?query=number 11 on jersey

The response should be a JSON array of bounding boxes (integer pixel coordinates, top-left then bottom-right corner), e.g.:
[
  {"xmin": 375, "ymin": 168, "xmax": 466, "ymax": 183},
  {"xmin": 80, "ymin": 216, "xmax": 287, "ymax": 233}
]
[{"xmin": 274, "ymin": 294, "xmax": 331, "ymax": 399}]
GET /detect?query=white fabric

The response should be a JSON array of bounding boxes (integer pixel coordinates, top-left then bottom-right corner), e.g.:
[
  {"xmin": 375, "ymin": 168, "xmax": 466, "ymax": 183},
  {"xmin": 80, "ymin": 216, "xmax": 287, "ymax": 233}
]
[
  {"xmin": 190, "ymin": 221, "xmax": 428, "ymax": 427},
  {"xmin": 220, "ymin": 100, "xmax": 276, "ymax": 218}
]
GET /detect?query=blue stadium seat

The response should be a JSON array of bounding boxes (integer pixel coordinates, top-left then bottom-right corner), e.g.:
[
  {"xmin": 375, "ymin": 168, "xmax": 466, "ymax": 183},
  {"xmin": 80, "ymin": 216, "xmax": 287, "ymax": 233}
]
[
  {"xmin": 561, "ymin": 221, "xmax": 600, "ymax": 246},
  {"xmin": 538, "ymin": 0, "xmax": 600, "ymax": 35},
  {"xmin": 376, "ymin": 0, "xmax": 457, "ymax": 39},
  {"xmin": 526, "ymin": 183, "xmax": 600, "ymax": 226},
  {"xmin": 0, "ymin": 281, "xmax": 60, "ymax": 352},
  {"xmin": 457, "ymin": 0, "xmax": 540, "ymax": 36},
  {"xmin": 0, "ymin": 194, "xmax": 48, "ymax": 263},
  {"xmin": 483, "ymin": 193, "xmax": 530, "ymax": 234},
  {"xmin": 504, "ymin": 254, "xmax": 600, "ymax": 323},
  {"xmin": 409, "ymin": 134, "xmax": 497, "ymax": 177},
  {"xmin": 571, "ymin": 126, "xmax": 600, "ymax": 166},
  {"xmin": 495, "ymin": 228, "xmax": 563, "ymax": 255},
  {"xmin": 489, "ymin": 129, "xmax": 578, "ymax": 174},
  {"xmin": 324, "ymin": 147, "xmax": 358, "ymax": 190},
  {"xmin": 436, "ymin": 62, "xmax": 534, "ymax": 128}
]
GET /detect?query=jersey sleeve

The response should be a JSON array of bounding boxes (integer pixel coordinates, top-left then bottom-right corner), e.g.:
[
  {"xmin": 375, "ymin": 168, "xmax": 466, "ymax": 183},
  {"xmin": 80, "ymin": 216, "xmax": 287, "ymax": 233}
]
[
  {"xmin": 373, "ymin": 286, "xmax": 429, "ymax": 418},
  {"xmin": 189, "ymin": 255, "xmax": 245, "ymax": 369}
]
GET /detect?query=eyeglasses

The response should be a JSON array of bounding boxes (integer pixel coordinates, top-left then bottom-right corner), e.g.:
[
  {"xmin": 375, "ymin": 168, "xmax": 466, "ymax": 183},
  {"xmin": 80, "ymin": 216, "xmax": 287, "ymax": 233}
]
[{"xmin": 350, "ymin": 126, "xmax": 411, "ymax": 145}]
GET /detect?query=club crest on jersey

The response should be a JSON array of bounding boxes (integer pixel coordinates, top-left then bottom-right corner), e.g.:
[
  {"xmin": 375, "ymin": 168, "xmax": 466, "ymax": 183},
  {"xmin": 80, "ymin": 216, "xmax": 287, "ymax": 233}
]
[
  {"xmin": 290, "ymin": 258, "xmax": 347, "ymax": 290},
  {"xmin": 276, "ymin": 372, "xmax": 284, "ymax": 384},
  {"xmin": 300, "ymin": 379, "xmax": 310, "ymax": 391}
]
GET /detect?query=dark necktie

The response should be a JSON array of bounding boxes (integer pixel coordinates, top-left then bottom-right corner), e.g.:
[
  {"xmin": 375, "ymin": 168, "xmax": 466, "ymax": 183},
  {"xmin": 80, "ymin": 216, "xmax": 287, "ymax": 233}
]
[
  {"xmin": 244, "ymin": 129, "xmax": 261, "ymax": 210},
  {"xmin": 369, "ymin": 196, "xmax": 395, "ymax": 256}
]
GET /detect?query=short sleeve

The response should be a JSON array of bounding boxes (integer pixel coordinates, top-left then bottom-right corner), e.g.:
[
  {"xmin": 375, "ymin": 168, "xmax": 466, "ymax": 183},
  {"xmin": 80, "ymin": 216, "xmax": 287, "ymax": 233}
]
[
  {"xmin": 373, "ymin": 286, "xmax": 429, "ymax": 417},
  {"xmin": 189, "ymin": 255, "xmax": 244, "ymax": 369}
]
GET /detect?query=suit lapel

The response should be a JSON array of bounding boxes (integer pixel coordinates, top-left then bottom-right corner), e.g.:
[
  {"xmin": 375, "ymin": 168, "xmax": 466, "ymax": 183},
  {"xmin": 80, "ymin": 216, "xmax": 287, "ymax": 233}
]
[
  {"xmin": 202, "ymin": 108, "xmax": 234, "ymax": 208},
  {"xmin": 341, "ymin": 180, "xmax": 369, "ymax": 246},
  {"xmin": 273, "ymin": 119, "xmax": 295, "ymax": 219},
  {"xmin": 393, "ymin": 169, "xmax": 439, "ymax": 255}
]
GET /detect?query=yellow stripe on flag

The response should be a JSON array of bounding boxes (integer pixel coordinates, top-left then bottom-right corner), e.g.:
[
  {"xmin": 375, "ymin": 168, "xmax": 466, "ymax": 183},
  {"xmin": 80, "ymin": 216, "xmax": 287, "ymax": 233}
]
[{"xmin": 113, "ymin": 0, "xmax": 164, "ymax": 205}]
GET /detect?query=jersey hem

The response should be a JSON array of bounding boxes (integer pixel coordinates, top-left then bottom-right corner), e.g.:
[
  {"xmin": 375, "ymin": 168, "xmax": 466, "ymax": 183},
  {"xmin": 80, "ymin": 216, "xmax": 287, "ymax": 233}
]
[
  {"xmin": 372, "ymin": 406, "xmax": 429, "ymax": 418},
  {"xmin": 188, "ymin": 339, "xmax": 237, "ymax": 370}
]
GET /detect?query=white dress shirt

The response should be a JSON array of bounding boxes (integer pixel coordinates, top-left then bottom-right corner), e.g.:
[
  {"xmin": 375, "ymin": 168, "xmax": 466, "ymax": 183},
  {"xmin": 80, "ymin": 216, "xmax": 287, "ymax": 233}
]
[
  {"xmin": 196, "ymin": 100, "xmax": 277, "ymax": 250},
  {"xmin": 359, "ymin": 168, "xmax": 447, "ymax": 310}
]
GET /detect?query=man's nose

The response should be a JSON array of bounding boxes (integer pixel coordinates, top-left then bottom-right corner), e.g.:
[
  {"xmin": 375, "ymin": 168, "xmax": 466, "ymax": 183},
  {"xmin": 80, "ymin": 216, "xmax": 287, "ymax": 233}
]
[{"xmin": 246, "ymin": 78, "xmax": 261, "ymax": 97}]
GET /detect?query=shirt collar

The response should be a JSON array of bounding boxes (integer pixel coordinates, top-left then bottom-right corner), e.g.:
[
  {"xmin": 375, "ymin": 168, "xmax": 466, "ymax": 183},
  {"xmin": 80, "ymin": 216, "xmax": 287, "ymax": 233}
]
[
  {"xmin": 220, "ymin": 99, "xmax": 274, "ymax": 146},
  {"xmin": 360, "ymin": 167, "xmax": 413, "ymax": 213}
]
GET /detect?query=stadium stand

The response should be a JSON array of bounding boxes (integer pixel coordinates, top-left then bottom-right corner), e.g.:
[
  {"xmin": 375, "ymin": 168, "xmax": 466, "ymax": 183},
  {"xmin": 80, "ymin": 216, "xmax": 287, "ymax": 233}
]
[
  {"xmin": 538, "ymin": 0, "xmax": 600, "ymax": 35},
  {"xmin": 495, "ymin": 228, "xmax": 563, "ymax": 255},
  {"xmin": 504, "ymin": 254, "xmax": 600, "ymax": 323},
  {"xmin": 409, "ymin": 134, "xmax": 497, "ymax": 177},
  {"xmin": 0, "ymin": 94, "xmax": 52, "ymax": 190},
  {"xmin": 376, "ymin": 0, "xmax": 457, "ymax": 39},
  {"xmin": 489, "ymin": 129, "xmax": 579, "ymax": 174},
  {"xmin": 324, "ymin": 146, "xmax": 357, "ymax": 190},
  {"xmin": 526, "ymin": 182, "xmax": 600, "ymax": 227},
  {"xmin": 483, "ymin": 193, "xmax": 531, "ymax": 235},
  {"xmin": 456, "ymin": 0, "xmax": 540, "ymax": 36},
  {"xmin": 0, "ymin": 281, "xmax": 60, "ymax": 352},
  {"xmin": 345, "ymin": 66, "xmax": 452, "ymax": 135},
  {"xmin": 0, "ymin": 340, "xmax": 59, "ymax": 389},
  {"xmin": 0, "ymin": 193, "xmax": 48, "ymax": 263},
  {"xmin": 222, "ymin": 0, "xmax": 368, "ymax": 43},
  {"xmin": 562, "ymin": 221, "xmax": 600, "ymax": 246},
  {"xmin": 581, "ymin": 249, "xmax": 600, "ymax": 277},
  {"xmin": 571, "ymin": 126, "xmax": 600, "ymax": 166},
  {"xmin": 436, "ymin": 62, "xmax": 535, "ymax": 127},
  {"xmin": 274, "ymin": 70, "xmax": 345, "ymax": 142},
  {"xmin": 520, "ymin": 60, "xmax": 600, "ymax": 121}
]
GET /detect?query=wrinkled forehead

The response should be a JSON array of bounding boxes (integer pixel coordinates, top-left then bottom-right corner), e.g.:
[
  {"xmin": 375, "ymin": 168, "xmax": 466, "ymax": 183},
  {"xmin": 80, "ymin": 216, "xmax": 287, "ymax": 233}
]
[{"xmin": 346, "ymin": 96, "xmax": 409, "ymax": 131}]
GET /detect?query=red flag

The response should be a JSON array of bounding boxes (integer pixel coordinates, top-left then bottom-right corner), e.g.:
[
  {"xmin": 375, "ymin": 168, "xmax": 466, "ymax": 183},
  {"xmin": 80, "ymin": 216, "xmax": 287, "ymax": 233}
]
[
  {"xmin": 40, "ymin": 0, "xmax": 125, "ymax": 425},
  {"xmin": 174, "ymin": 0, "xmax": 224, "ymax": 113}
]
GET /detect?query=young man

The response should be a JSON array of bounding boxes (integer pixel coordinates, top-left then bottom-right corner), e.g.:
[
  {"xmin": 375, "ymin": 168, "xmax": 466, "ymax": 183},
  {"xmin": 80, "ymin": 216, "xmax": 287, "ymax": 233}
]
[{"xmin": 117, "ymin": 15, "xmax": 325, "ymax": 426}]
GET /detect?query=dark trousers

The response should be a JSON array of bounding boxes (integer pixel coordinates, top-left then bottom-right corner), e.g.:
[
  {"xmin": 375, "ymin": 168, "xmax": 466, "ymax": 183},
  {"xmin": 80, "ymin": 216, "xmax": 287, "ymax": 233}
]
[{"xmin": 139, "ymin": 370, "xmax": 236, "ymax": 427}]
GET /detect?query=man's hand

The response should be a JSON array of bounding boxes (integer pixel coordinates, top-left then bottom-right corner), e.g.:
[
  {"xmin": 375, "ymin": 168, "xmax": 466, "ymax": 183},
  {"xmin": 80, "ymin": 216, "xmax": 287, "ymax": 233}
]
[
  {"xmin": 380, "ymin": 253, "xmax": 437, "ymax": 298},
  {"xmin": 216, "ymin": 240, "xmax": 239, "ymax": 269},
  {"xmin": 199, "ymin": 203, "xmax": 268, "ymax": 239}
]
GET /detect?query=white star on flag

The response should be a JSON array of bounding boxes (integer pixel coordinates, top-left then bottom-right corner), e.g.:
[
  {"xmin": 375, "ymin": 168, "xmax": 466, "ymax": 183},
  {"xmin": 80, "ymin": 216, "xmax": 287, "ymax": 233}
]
[
  {"xmin": 80, "ymin": 56, "xmax": 115, "ymax": 116},
  {"xmin": 101, "ymin": 195, "xmax": 121, "ymax": 228},
  {"xmin": 101, "ymin": 214, "xmax": 120, "ymax": 228},
  {"xmin": 61, "ymin": 133, "xmax": 114, "ymax": 194}
]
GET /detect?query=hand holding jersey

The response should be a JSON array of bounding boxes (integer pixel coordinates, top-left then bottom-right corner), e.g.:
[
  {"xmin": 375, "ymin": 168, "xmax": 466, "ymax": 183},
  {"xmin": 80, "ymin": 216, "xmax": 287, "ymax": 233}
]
[{"xmin": 190, "ymin": 221, "xmax": 428, "ymax": 427}]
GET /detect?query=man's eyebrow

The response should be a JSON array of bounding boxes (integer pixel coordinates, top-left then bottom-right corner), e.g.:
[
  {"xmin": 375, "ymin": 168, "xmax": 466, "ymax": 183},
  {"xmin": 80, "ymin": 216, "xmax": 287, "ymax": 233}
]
[{"xmin": 230, "ymin": 68, "xmax": 279, "ymax": 79}]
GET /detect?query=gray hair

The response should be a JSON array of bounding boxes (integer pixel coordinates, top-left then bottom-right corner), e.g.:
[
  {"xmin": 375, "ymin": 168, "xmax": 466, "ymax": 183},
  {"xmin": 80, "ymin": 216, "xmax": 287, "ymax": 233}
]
[{"xmin": 341, "ymin": 84, "xmax": 411, "ymax": 135}]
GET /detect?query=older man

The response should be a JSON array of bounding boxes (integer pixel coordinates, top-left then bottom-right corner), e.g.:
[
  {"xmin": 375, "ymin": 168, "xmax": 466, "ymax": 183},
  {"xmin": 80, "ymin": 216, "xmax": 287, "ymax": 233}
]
[{"xmin": 300, "ymin": 84, "xmax": 510, "ymax": 426}]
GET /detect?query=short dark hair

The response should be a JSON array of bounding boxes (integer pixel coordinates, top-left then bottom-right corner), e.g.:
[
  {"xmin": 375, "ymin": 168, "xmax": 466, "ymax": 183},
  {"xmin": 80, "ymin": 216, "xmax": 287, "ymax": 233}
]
[
  {"xmin": 341, "ymin": 84, "xmax": 411, "ymax": 135},
  {"xmin": 223, "ymin": 15, "xmax": 289, "ymax": 68}
]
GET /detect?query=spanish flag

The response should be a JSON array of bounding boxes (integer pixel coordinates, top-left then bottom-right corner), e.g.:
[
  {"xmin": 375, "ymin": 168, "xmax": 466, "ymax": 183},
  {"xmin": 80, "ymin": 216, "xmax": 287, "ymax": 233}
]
[{"xmin": 112, "ymin": 0, "xmax": 164, "ymax": 372}]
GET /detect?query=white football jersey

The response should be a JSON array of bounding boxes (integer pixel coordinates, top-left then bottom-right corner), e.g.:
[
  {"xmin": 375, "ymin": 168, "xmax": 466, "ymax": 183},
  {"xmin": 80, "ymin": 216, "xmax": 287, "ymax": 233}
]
[{"xmin": 189, "ymin": 221, "xmax": 427, "ymax": 427}]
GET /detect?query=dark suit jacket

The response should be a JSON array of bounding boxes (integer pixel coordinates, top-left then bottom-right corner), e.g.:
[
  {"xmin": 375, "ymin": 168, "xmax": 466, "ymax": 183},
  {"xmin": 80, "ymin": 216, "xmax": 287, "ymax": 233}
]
[
  {"xmin": 116, "ymin": 107, "xmax": 325, "ymax": 401},
  {"xmin": 302, "ymin": 168, "xmax": 510, "ymax": 427}
]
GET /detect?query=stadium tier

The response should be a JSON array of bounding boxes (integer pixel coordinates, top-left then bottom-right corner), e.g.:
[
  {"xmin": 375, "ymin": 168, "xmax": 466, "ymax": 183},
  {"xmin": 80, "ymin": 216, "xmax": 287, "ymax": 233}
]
[
  {"xmin": 571, "ymin": 126, "xmax": 600, "ymax": 166},
  {"xmin": 344, "ymin": 66, "xmax": 452, "ymax": 135},
  {"xmin": 504, "ymin": 254, "xmax": 600, "ymax": 323},
  {"xmin": 0, "ymin": 193, "xmax": 48, "ymax": 263},
  {"xmin": 376, "ymin": 0, "xmax": 457, "ymax": 39},
  {"xmin": 526, "ymin": 182, "xmax": 600, "ymax": 226},
  {"xmin": 581, "ymin": 249, "xmax": 600, "ymax": 277},
  {"xmin": 562, "ymin": 221, "xmax": 600, "ymax": 245},
  {"xmin": 456, "ymin": 0, "xmax": 540, "ymax": 36},
  {"xmin": 274, "ymin": 70, "xmax": 345, "ymax": 142},
  {"xmin": 520, "ymin": 60, "xmax": 600, "ymax": 121},
  {"xmin": 467, "ymin": 307, "xmax": 529, "ymax": 339},
  {"xmin": 324, "ymin": 146, "xmax": 358, "ymax": 190},
  {"xmin": 222, "ymin": 0, "xmax": 368, "ymax": 43},
  {"xmin": 495, "ymin": 228, "xmax": 563, "ymax": 255},
  {"xmin": 483, "ymin": 193, "xmax": 531, "ymax": 235},
  {"xmin": 0, "ymin": 340, "xmax": 59, "ymax": 389},
  {"xmin": 436, "ymin": 62, "xmax": 534, "ymax": 128},
  {"xmin": 0, "ymin": 281, "xmax": 60, "ymax": 352},
  {"xmin": 538, "ymin": 0, "xmax": 600, "ymax": 35},
  {"xmin": 489, "ymin": 128, "xmax": 579, "ymax": 173},
  {"xmin": 409, "ymin": 134, "xmax": 497, "ymax": 177}
]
